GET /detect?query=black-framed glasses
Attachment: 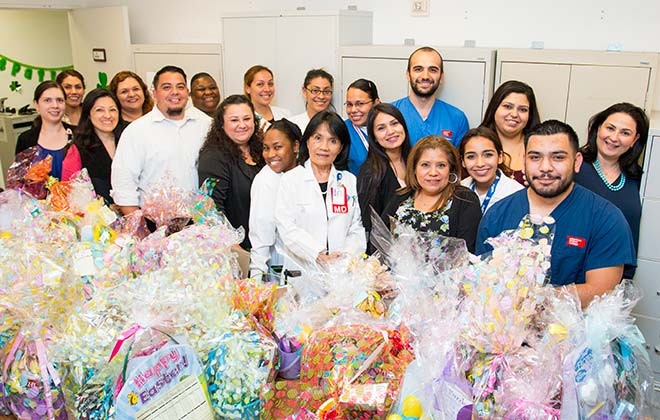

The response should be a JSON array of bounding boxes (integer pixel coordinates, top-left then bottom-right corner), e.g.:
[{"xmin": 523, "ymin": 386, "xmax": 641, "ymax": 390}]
[
  {"xmin": 305, "ymin": 87, "xmax": 333, "ymax": 96},
  {"xmin": 344, "ymin": 100, "xmax": 373, "ymax": 109}
]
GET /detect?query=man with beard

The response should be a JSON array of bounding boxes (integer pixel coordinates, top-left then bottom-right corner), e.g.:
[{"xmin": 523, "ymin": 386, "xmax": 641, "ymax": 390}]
[
  {"xmin": 476, "ymin": 120, "xmax": 635, "ymax": 308},
  {"xmin": 190, "ymin": 72, "xmax": 221, "ymax": 117},
  {"xmin": 111, "ymin": 65, "xmax": 212, "ymax": 215},
  {"xmin": 392, "ymin": 46, "xmax": 469, "ymax": 146}
]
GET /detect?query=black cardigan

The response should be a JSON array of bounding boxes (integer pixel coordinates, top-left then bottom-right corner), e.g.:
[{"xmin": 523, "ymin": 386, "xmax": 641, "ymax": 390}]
[
  {"xmin": 381, "ymin": 185, "xmax": 482, "ymax": 253},
  {"xmin": 15, "ymin": 122, "xmax": 75, "ymax": 155},
  {"xmin": 197, "ymin": 144, "xmax": 261, "ymax": 250}
]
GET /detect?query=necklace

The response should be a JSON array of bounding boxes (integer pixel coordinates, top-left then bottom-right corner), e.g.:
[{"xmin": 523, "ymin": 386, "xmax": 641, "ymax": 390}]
[{"xmin": 594, "ymin": 159, "xmax": 626, "ymax": 191}]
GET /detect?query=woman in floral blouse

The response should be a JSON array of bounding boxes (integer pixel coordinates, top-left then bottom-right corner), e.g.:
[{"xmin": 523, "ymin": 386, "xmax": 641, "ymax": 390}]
[{"xmin": 381, "ymin": 136, "xmax": 482, "ymax": 252}]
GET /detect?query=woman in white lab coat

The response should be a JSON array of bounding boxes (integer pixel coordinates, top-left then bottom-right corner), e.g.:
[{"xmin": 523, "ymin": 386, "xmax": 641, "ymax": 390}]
[
  {"xmin": 275, "ymin": 111, "xmax": 366, "ymax": 273},
  {"xmin": 248, "ymin": 119, "xmax": 301, "ymax": 280}
]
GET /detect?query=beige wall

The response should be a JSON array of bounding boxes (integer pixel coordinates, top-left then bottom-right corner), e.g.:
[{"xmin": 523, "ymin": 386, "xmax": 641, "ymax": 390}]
[{"xmin": 0, "ymin": 9, "xmax": 73, "ymax": 110}]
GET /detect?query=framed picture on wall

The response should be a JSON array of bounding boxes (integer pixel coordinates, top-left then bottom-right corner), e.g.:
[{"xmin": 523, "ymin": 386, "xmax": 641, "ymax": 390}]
[{"xmin": 92, "ymin": 48, "xmax": 106, "ymax": 62}]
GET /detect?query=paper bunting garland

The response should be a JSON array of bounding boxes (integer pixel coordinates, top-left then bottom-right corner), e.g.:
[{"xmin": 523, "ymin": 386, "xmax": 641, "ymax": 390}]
[{"xmin": 0, "ymin": 54, "xmax": 73, "ymax": 82}]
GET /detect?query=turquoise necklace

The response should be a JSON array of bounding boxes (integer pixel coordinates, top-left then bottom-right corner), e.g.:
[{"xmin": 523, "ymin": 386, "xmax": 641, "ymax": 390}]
[{"xmin": 594, "ymin": 159, "xmax": 626, "ymax": 191}]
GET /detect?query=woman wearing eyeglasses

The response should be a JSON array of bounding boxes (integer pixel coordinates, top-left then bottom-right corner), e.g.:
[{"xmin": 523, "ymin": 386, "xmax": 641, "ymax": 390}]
[
  {"xmin": 289, "ymin": 69, "xmax": 334, "ymax": 133},
  {"xmin": 345, "ymin": 79, "xmax": 380, "ymax": 175}
]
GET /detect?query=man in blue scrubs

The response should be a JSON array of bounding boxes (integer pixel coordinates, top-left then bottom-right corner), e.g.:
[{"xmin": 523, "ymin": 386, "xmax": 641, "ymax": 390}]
[
  {"xmin": 476, "ymin": 120, "xmax": 635, "ymax": 308},
  {"xmin": 392, "ymin": 46, "xmax": 469, "ymax": 147}
]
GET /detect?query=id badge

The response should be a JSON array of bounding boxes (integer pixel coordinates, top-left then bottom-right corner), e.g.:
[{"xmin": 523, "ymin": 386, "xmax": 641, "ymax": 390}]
[{"xmin": 330, "ymin": 186, "xmax": 348, "ymax": 213}]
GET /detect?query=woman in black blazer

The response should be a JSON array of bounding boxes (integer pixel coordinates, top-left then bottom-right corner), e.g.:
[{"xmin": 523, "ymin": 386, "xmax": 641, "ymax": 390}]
[{"xmin": 197, "ymin": 95, "xmax": 264, "ymax": 250}]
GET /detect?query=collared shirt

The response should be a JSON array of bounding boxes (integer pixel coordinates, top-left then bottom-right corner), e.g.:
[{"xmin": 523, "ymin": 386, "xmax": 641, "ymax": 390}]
[
  {"xmin": 392, "ymin": 96, "xmax": 469, "ymax": 147},
  {"xmin": 476, "ymin": 184, "xmax": 636, "ymax": 286},
  {"xmin": 111, "ymin": 106, "xmax": 212, "ymax": 206}
]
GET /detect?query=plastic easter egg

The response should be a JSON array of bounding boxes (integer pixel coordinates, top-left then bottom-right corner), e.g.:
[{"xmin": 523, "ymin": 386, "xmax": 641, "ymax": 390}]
[
  {"xmin": 387, "ymin": 415, "xmax": 403, "ymax": 420},
  {"xmin": 401, "ymin": 395, "xmax": 423, "ymax": 418}
]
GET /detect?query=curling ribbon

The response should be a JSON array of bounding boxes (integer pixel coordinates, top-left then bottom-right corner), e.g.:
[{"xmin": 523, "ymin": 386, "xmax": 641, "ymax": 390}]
[{"xmin": 108, "ymin": 323, "xmax": 142, "ymax": 362}]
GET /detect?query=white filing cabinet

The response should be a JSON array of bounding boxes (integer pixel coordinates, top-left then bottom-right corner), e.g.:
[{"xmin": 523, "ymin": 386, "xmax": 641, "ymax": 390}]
[
  {"xmin": 634, "ymin": 122, "xmax": 660, "ymax": 412},
  {"xmin": 132, "ymin": 44, "xmax": 223, "ymax": 92},
  {"xmin": 338, "ymin": 45, "xmax": 496, "ymax": 128},
  {"xmin": 221, "ymin": 10, "xmax": 373, "ymax": 114},
  {"xmin": 0, "ymin": 113, "xmax": 38, "ymax": 188},
  {"xmin": 495, "ymin": 49, "xmax": 658, "ymax": 144}
]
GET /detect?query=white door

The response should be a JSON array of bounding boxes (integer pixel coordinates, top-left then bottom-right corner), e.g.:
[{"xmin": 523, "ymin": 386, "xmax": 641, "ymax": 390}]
[{"xmin": 68, "ymin": 6, "xmax": 132, "ymax": 88}]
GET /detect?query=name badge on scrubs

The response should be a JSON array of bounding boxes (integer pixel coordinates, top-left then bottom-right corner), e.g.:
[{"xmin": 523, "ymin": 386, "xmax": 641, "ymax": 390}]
[{"xmin": 331, "ymin": 186, "xmax": 348, "ymax": 214}]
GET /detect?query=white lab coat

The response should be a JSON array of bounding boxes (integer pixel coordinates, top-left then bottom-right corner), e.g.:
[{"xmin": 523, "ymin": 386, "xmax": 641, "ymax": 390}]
[
  {"xmin": 275, "ymin": 160, "xmax": 366, "ymax": 270},
  {"xmin": 248, "ymin": 165, "xmax": 285, "ymax": 276}
]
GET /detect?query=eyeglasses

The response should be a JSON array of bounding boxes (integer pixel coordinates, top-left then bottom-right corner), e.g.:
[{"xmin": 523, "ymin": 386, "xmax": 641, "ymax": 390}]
[
  {"xmin": 305, "ymin": 87, "xmax": 333, "ymax": 96},
  {"xmin": 344, "ymin": 100, "xmax": 373, "ymax": 109}
]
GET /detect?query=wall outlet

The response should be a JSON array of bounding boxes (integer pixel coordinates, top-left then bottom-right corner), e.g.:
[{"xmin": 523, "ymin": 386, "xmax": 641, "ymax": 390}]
[{"xmin": 411, "ymin": 0, "xmax": 430, "ymax": 17}]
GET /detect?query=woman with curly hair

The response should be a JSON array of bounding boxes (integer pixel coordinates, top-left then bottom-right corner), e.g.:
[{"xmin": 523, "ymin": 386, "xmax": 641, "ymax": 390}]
[{"xmin": 197, "ymin": 94, "xmax": 264, "ymax": 250}]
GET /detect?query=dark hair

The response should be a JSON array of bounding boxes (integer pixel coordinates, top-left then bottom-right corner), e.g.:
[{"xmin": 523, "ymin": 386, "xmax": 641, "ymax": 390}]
[
  {"xmin": 298, "ymin": 111, "xmax": 350, "ymax": 171},
  {"xmin": 266, "ymin": 118, "xmax": 302, "ymax": 145},
  {"xmin": 303, "ymin": 68, "xmax": 334, "ymax": 88},
  {"xmin": 524, "ymin": 119, "xmax": 580, "ymax": 153},
  {"xmin": 359, "ymin": 104, "xmax": 411, "ymax": 216},
  {"xmin": 32, "ymin": 81, "xmax": 66, "ymax": 129},
  {"xmin": 56, "ymin": 69, "xmax": 86, "ymax": 89},
  {"xmin": 200, "ymin": 94, "xmax": 264, "ymax": 166},
  {"xmin": 407, "ymin": 46, "xmax": 444, "ymax": 74},
  {"xmin": 34, "ymin": 80, "xmax": 64, "ymax": 102},
  {"xmin": 458, "ymin": 126, "xmax": 513, "ymax": 177},
  {"xmin": 580, "ymin": 102, "xmax": 648, "ymax": 179},
  {"xmin": 74, "ymin": 88, "xmax": 122, "ymax": 151},
  {"xmin": 153, "ymin": 65, "xmax": 187, "ymax": 88},
  {"xmin": 481, "ymin": 80, "xmax": 540, "ymax": 138},
  {"xmin": 244, "ymin": 65, "xmax": 273, "ymax": 94},
  {"xmin": 347, "ymin": 78, "xmax": 379, "ymax": 101},
  {"xmin": 401, "ymin": 136, "xmax": 460, "ymax": 212},
  {"xmin": 191, "ymin": 72, "xmax": 216, "ymax": 86},
  {"xmin": 109, "ymin": 70, "xmax": 154, "ymax": 115}
]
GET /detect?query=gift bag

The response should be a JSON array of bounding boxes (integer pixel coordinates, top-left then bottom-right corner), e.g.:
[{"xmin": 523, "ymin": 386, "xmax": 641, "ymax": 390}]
[
  {"xmin": 1, "ymin": 333, "xmax": 68, "ymax": 419},
  {"xmin": 111, "ymin": 327, "xmax": 213, "ymax": 420},
  {"xmin": 202, "ymin": 325, "xmax": 278, "ymax": 419},
  {"xmin": 300, "ymin": 324, "xmax": 414, "ymax": 418}
]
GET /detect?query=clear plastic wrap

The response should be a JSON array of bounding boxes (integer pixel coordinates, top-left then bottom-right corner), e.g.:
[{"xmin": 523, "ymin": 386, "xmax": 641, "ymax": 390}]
[
  {"xmin": 202, "ymin": 314, "xmax": 278, "ymax": 419},
  {"xmin": 6, "ymin": 148, "xmax": 52, "ymax": 199},
  {"xmin": 561, "ymin": 281, "xmax": 654, "ymax": 419}
]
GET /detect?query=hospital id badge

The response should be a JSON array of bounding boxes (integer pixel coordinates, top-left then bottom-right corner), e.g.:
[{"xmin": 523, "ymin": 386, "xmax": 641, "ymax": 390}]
[{"xmin": 331, "ymin": 186, "xmax": 348, "ymax": 213}]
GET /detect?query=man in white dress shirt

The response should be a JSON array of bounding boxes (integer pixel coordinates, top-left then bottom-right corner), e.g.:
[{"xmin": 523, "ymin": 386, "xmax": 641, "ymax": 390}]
[{"xmin": 111, "ymin": 65, "xmax": 212, "ymax": 215}]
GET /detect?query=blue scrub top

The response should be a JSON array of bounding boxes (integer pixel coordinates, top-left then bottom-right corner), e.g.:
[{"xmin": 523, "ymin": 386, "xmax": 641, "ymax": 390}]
[
  {"xmin": 346, "ymin": 120, "xmax": 369, "ymax": 176},
  {"xmin": 391, "ymin": 96, "xmax": 469, "ymax": 147},
  {"xmin": 476, "ymin": 184, "xmax": 636, "ymax": 286}
]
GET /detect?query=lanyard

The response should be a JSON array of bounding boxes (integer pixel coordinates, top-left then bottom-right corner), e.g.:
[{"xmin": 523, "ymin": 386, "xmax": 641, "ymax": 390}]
[
  {"xmin": 352, "ymin": 123, "xmax": 369, "ymax": 151},
  {"xmin": 471, "ymin": 171, "xmax": 501, "ymax": 214}
]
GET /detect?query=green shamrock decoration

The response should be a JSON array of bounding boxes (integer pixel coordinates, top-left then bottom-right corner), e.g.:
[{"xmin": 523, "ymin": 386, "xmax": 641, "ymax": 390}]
[
  {"xmin": 96, "ymin": 72, "xmax": 108, "ymax": 88},
  {"xmin": 9, "ymin": 80, "xmax": 21, "ymax": 92}
]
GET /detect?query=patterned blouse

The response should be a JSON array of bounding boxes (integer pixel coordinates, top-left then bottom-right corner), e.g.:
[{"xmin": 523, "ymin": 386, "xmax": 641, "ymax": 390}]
[{"xmin": 394, "ymin": 196, "xmax": 452, "ymax": 235}]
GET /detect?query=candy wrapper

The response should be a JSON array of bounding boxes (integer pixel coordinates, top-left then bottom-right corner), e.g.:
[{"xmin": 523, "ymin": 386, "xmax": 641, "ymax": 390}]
[
  {"xmin": 110, "ymin": 326, "xmax": 213, "ymax": 420},
  {"xmin": 561, "ymin": 281, "xmax": 653, "ymax": 419},
  {"xmin": 202, "ymin": 314, "xmax": 278, "ymax": 419},
  {"xmin": 300, "ymin": 324, "xmax": 414, "ymax": 417},
  {"xmin": 6, "ymin": 148, "xmax": 52, "ymax": 199}
]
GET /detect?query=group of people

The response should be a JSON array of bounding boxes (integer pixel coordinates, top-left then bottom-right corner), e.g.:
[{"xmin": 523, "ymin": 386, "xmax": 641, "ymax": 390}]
[{"xmin": 8, "ymin": 46, "xmax": 647, "ymax": 307}]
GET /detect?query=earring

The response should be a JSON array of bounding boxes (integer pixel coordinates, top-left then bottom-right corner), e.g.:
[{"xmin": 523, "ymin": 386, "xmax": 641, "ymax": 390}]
[{"xmin": 449, "ymin": 173, "xmax": 458, "ymax": 184}]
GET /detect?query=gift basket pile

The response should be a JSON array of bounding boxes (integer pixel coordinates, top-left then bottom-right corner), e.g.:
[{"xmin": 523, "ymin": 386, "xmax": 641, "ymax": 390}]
[{"xmin": 0, "ymin": 174, "xmax": 654, "ymax": 419}]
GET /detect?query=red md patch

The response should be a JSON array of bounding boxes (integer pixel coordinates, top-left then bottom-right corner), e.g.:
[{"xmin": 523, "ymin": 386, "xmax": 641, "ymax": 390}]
[
  {"xmin": 566, "ymin": 236, "xmax": 586, "ymax": 248},
  {"xmin": 441, "ymin": 129, "xmax": 453, "ymax": 138}
]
